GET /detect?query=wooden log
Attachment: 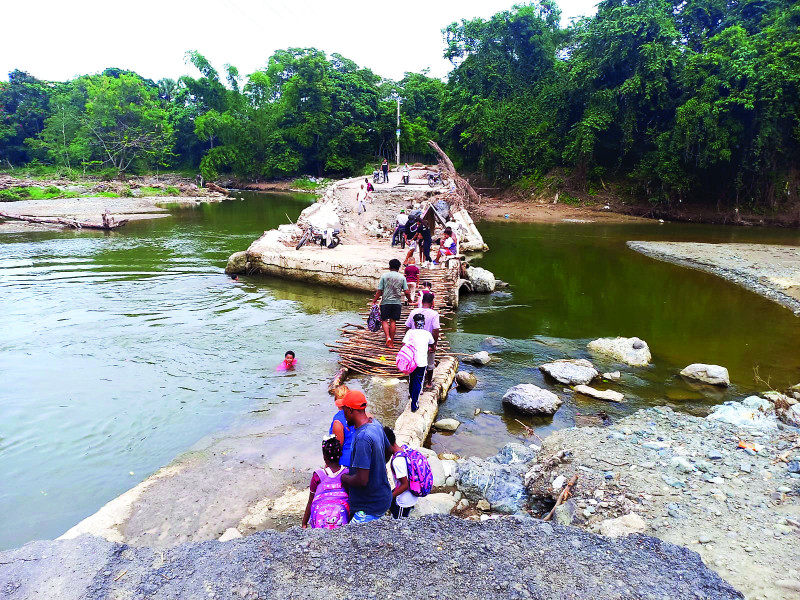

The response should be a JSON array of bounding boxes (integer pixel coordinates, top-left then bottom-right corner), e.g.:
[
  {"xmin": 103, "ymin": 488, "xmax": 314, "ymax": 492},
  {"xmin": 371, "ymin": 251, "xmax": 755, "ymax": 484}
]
[
  {"xmin": 543, "ymin": 474, "xmax": 579, "ymax": 522},
  {"xmin": 0, "ymin": 211, "xmax": 128, "ymax": 230},
  {"xmin": 205, "ymin": 182, "xmax": 230, "ymax": 196},
  {"xmin": 328, "ymin": 366, "xmax": 349, "ymax": 393}
]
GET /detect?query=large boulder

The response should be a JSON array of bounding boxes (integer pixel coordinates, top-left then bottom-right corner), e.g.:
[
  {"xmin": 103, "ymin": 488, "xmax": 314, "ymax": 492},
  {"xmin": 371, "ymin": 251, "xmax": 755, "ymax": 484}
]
[
  {"xmin": 455, "ymin": 371, "xmax": 478, "ymax": 390},
  {"xmin": 456, "ymin": 457, "xmax": 529, "ymax": 513},
  {"xmin": 680, "ymin": 364, "xmax": 730, "ymax": 387},
  {"xmin": 411, "ymin": 493, "xmax": 457, "ymax": 516},
  {"xmin": 466, "ymin": 266, "xmax": 496, "ymax": 293},
  {"xmin": 433, "ymin": 418, "xmax": 461, "ymax": 432},
  {"xmin": 539, "ymin": 359, "xmax": 598, "ymax": 386},
  {"xmin": 706, "ymin": 398, "xmax": 777, "ymax": 431},
  {"xmin": 462, "ymin": 351, "xmax": 491, "ymax": 366},
  {"xmin": 502, "ymin": 384, "xmax": 563, "ymax": 415},
  {"xmin": 225, "ymin": 251, "xmax": 247, "ymax": 274},
  {"xmin": 587, "ymin": 337, "xmax": 651, "ymax": 367},
  {"xmin": 574, "ymin": 385, "xmax": 625, "ymax": 403},
  {"xmin": 489, "ymin": 443, "xmax": 538, "ymax": 465}
]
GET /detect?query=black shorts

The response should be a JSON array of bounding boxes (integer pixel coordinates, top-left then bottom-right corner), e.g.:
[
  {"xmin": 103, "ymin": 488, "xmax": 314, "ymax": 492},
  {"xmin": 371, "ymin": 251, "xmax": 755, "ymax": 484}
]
[{"xmin": 380, "ymin": 303, "xmax": 402, "ymax": 322}]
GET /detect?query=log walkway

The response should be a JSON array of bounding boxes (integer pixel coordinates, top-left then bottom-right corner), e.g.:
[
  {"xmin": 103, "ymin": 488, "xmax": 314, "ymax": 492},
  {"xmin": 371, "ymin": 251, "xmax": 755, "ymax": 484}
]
[{"xmin": 327, "ymin": 264, "xmax": 459, "ymax": 378}]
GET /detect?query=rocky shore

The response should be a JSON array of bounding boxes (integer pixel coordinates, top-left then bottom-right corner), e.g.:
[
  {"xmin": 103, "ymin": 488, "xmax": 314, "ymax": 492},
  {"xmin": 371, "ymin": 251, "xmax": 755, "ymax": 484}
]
[
  {"xmin": 628, "ymin": 241, "xmax": 800, "ymax": 315},
  {"xmin": 451, "ymin": 406, "xmax": 800, "ymax": 600},
  {"xmin": 1, "ymin": 515, "xmax": 742, "ymax": 599}
]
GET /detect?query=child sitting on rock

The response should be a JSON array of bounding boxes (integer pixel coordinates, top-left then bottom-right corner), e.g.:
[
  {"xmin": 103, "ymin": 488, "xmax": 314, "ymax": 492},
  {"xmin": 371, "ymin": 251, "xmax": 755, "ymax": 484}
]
[{"xmin": 301, "ymin": 436, "xmax": 350, "ymax": 529}]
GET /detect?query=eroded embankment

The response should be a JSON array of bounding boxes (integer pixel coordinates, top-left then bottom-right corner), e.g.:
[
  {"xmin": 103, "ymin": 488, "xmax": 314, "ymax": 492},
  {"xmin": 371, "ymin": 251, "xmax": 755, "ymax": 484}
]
[
  {"xmin": 0, "ymin": 515, "xmax": 742, "ymax": 600},
  {"xmin": 628, "ymin": 241, "xmax": 800, "ymax": 315}
]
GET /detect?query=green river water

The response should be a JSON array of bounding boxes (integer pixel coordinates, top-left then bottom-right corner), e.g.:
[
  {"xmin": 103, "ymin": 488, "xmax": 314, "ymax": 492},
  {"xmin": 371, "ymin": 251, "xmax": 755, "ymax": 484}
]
[{"xmin": 1, "ymin": 193, "xmax": 799, "ymax": 550}]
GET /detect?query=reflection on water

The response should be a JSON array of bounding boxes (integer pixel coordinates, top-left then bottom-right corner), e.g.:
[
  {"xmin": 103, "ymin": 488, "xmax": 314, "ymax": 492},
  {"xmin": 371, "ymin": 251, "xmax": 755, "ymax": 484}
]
[{"xmin": 432, "ymin": 220, "xmax": 800, "ymax": 456}]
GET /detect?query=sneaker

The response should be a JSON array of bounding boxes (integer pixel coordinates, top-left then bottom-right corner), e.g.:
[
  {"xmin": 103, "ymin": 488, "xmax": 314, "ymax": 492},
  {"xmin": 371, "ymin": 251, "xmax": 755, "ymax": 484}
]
[{"xmin": 411, "ymin": 401, "xmax": 419, "ymax": 412}]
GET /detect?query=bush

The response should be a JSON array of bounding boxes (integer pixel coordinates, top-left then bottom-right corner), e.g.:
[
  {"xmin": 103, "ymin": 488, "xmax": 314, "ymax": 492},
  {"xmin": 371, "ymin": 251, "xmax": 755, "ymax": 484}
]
[
  {"xmin": 44, "ymin": 185, "xmax": 61, "ymax": 196},
  {"xmin": 165, "ymin": 186, "xmax": 180, "ymax": 196},
  {"xmin": 120, "ymin": 186, "xmax": 134, "ymax": 197},
  {"xmin": 0, "ymin": 190, "xmax": 22, "ymax": 202}
]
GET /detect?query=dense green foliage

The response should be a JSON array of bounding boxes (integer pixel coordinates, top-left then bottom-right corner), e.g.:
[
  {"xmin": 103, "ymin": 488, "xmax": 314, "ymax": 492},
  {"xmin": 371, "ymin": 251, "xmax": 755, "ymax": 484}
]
[{"xmin": 1, "ymin": 0, "xmax": 798, "ymax": 209}]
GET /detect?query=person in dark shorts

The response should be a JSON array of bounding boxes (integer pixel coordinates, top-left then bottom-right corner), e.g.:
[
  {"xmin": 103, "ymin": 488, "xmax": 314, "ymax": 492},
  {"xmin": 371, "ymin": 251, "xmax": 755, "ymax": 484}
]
[
  {"xmin": 381, "ymin": 158, "xmax": 389, "ymax": 183},
  {"xmin": 372, "ymin": 259, "xmax": 412, "ymax": 347}
]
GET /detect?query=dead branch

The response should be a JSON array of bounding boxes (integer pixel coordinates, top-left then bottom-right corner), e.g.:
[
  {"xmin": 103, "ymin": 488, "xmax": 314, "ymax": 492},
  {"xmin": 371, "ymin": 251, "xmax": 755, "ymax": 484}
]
[{"xmin": 543, "ymin": 474, "xmax": 579, "ymax": 521}]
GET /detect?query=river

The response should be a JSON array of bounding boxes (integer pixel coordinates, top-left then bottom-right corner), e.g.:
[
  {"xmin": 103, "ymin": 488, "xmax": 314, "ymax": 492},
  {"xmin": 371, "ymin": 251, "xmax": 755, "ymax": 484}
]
[{"xmin": 1, "ymin": 194, "xmax": 798, "ymax": 550}]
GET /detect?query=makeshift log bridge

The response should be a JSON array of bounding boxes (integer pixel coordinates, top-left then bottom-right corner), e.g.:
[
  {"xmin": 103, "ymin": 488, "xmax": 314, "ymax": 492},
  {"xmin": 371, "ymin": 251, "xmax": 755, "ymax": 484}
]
[{"xmin": 327, "ymin": 264, "xmax": 459, "ymax": 381}]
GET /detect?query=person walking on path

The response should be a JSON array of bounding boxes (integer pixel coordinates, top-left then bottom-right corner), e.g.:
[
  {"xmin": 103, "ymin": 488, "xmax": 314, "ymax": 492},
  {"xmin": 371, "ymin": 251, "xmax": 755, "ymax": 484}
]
[
  {"xmin": 372, "ymin": 259, "xmax": 412, "ymax": 348},
  {"xmin": 401, "ymin": 163, "xmax": 410, "ymax": 184},
  {"xmin": 381, "ymin": 158, "xmax": 390, "ymax": 184},
  {"xmin": 404, "ymin": 256, "xmax": 419, "ymax": 305},
  {"xmin": 405, "ymin": 217, "xmax": 432, "ymax": 263},
  {"xmin": 402, "ymin": 313, "xmax": 435, "ymax": 411},
  {"xmin": 340, "ymin": 390, "xmax": 393, "ymax": 523},
  {"xmin": 329, "ymin": 385, "xmax": 355, "ymax": 468},
  {"xmin": 383, "ymin": 426, "xmax": 418, "ymax": 518},
  {"xmin": 405, "ymin": 292, "xmax": 439, "ymax": 389},
  {"xmin": 356, "ymin": 184, "xmax": 368, "ymax": 215}
]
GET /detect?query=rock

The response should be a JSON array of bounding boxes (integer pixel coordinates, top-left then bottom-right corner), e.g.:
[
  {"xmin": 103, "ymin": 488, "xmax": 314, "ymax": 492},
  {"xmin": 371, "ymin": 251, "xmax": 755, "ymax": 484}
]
[
  {"xmin": 490, "ymin": 443, "xmax": 538, "ymax": 465},
  {"xmin": 787, "ymin": 461, "xmax": 800, "ymax": 474},
  {"xmin": 481, "ymin": 336, "xmax": 509, "ymax": 351},
  {"xmin": 456, "ymin": 456, "xmax": 529, "ymax": 513},
  {"xmin": 462, "ymin": 351, "xmax": 491, "ymax": 366},
  {"xmin": 456, "ymin": 498, "xmax": 468, "ymax": 510},
  {"xmin": 225, "ymin": 251, "xmax": 248, "ymax": 274},
  {"xmin": 218, "ymin": 528, "xmax": 242, "ymax": 542},
  {"xmin": 680, "ymin": 364, "xmax": 730, "ymax": 387},
  {"xmin": 433, "ymin": 418, "xmax": 461, "ymax": 432},
  {"xmin": 502, "ymin": 384, "xmax": 563, "ymax": 415},
  {"xmin": 554, "ymin": 499, "xmax": 581, "ymax": 526},
  {"xmin": 670, "ymin": 456, "xmax": 695, "ymax": 474},
  {"xmin": 587, "ymin": 337, "xmax": 651, "ymax": 366},
  {"xmin": 439, "ymin": 453, "xmax": 460, "ymax": 461},
  {"xmin": 455, "ymin": 371, "xmax": 478, "ymax": 390},
  {"xmin": 428, "ymin": 455, "xmax": 446, "ymax": 488},
  {"xmin": 698, "ymin": 534, "xmax": 713, "ymax": 544},
  {"xmin": 466, "ymin": 266, "xmax": 496, "ymax": 293},
  {"xmin": 573, "ymin": 385, "xmax": 625, "ymax": 403},
  {"xmin": 777, "ymin": 404, "xmax": 800, "ymax": 428},
  {"xmin": 477, "ymin": 499, "xmax": 491, "ymax": 511},
  {"xmin": 412, "ymin": 493, "xmax": 457, "ymax": 516},
  {"xmin": 661, "ymin": 474, "xmax": 685, "ymax": 488},
  {"xmin": 707, "ymin": 449, "xmax": 723, "ymax": 460},
  {"xmin": 707, "ymin": 400, "xmax": 778, "ymax": 431},
  {"xmin": 603, "ymin": 371, "xmax": 621, "ymax": 381},
  {"xmin": 552, "ymin": 475, "xmax": 566, "ymax": 491},
  {"xmin": 739, "ymin": 463, "xmax": 752, "ymax": 473},
  {"xmin": 445, "ymin": 476, "xmax": 456, "ymax": 487},
  {"xmin": 539, "ymin": 359, "xmax": 599, "ymax": 386},
  {"xmin": 599, "ymin": 513, "xmax": 647, "ymax": 537}
]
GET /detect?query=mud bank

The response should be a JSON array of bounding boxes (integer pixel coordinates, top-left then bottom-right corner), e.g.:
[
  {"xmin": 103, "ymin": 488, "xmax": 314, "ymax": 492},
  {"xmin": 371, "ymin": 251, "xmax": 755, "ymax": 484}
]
[
  {"xmin": 0, "ymin": 515, "xmax": 742, "ymax": 600},
  {"xmin": 628, "ymin": 241, "xmax": 800, "ymax": 315}
]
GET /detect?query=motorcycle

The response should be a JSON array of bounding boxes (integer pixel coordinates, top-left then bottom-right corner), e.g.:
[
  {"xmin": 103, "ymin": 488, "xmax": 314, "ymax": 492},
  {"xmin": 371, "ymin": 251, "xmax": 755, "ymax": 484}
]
[
  {"xmin": 372, "ymin": 170, "xmax": 381, "ymax": 184},
  {"xmin": 295, "ymin": 225, "xmax": 341, "ymax": 250},
  {"xmin": 427, "ymin": 172, "xmax": 447, "ymax": 187}
]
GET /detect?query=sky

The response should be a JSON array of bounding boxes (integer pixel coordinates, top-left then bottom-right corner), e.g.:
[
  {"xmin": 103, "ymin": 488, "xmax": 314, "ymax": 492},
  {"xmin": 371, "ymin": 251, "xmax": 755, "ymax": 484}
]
[{"xmin": 1, "ymin": 0, "xmax": 598, "ymax": 84}]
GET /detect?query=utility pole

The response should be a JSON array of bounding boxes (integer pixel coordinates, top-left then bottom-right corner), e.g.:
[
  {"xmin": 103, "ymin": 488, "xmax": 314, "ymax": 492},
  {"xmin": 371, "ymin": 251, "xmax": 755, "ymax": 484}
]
[{"xmin": 396, "ymin": 97, "xmax": 401, "ymax": 167}]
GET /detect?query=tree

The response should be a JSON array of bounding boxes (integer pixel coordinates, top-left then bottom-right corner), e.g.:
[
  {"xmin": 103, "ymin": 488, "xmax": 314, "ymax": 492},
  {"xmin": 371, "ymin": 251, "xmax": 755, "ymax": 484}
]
[{"xmin": 0, "ymin": 70, "xmax": 53, "ymax": 165}]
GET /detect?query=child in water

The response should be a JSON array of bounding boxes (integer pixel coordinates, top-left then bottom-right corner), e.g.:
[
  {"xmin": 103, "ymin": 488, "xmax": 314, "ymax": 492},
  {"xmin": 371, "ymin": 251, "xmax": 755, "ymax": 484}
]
[
  {"xmin": 301, "ymin": 435, "xmax": 350, "ymax": 529},
  {"xmin": 277, "ymin": 350, "xmax": 297, "ymax": 371}
]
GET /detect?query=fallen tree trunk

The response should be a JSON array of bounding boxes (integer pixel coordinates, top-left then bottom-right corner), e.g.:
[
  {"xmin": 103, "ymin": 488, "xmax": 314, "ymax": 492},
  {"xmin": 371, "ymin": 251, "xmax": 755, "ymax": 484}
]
[
  {"xmin": 427, "ymin": 140, "xmax": 482, "ymax": 211},
  {"xmin": 0, "ymin": 211, "xmax": 128, "ymax": 230},
  {"xmin": 206, "ymin": 182, "xmax": 230, "ymax": 196}
]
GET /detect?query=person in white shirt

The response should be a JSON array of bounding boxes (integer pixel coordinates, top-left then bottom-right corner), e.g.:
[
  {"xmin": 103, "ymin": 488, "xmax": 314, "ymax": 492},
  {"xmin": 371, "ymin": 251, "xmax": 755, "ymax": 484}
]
[
  {"xmin": 392, "ymin": 209, "xmax": 409, "ymax": 246},
  {"xmin": 383, "ymin": 426, "xmax": 418, "ymax": 518},
  {"xmin": 401, "ymin": 163, "xmax": 410, "ymax": 184},
  {"xmin": 401, "ymin": 312, "xmax": 434, "ymax": 411},
  {"xmin": 356, "ymin": 184, "xmax": 368, "ymax": 215}
]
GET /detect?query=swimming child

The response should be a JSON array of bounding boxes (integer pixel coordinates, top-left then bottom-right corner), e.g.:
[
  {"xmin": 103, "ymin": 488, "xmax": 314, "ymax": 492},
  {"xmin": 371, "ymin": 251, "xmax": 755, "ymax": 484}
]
[
  {"xmin": 301, "ymin": 435, "xmax": 350, "ymax": 529},
  {"xmin": 277, "ymin": 350, "xmax": 297, "ymax": 371}
]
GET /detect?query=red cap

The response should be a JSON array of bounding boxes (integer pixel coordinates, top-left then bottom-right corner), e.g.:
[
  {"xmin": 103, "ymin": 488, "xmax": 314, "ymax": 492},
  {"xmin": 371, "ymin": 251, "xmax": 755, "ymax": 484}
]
[{"xmin": 341, "ymin": 390, "xmax": 367, "ymax": 410}]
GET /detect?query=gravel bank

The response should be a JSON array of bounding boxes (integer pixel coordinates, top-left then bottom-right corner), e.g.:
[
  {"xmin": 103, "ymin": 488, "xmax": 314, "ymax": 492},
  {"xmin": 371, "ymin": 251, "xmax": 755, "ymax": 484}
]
[
  {"xmin": 0, "ymin": 515, "xmax": 741, "ymax": 599},
  {"xmin": 628, "ymin": 241, "xmax": 800, "ymax": 315},
  {"xmin": 521, "ymin": 407, "xmax": 800, "ymax": 600}
]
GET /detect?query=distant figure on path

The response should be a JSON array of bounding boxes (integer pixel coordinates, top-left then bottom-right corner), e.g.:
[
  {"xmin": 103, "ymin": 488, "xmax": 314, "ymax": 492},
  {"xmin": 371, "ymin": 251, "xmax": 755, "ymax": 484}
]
[
  {"xmin": 401, "ymin": 163, "xmax": 410, "ymax": 185},
  {"xmin": 401, "ymin": 313, "xmax": 434, "ymax": 411},
  {"xmin": 340, "ymin": 390, "xmax": 392, "ymax": 523},
  {"xmin": 372, "ymin": 259, "xmax": 412, "ymax": 348},
  {"xmin": 381, "ymin": 159, "xmax": 389, "ymax": 184},
  {"xmin": 364, "ymin": 178, "xmax": 374, "ymax": 193},
  {"xmin": 357, "ymin": 184, "xmax": 368, "ymax": 215},
  {"xmin": 384, "ymin": 426, "xmax": 418, "ymax": 518},
  {"xmin": 301, "ymin": 435, "xmax": 349, "ymax": 529},
  {"xmin": 391, "ymin": 209, "xmax": 408, "ymax": 246},
  {"xmin": 277, "ymin": 350, "xmax": 297, "ymax": 371},
  {"xmin": 406, "ymin": 292, "xmax": 439, "ymax": 389},
  {"xmin": 404, "ymin": 256, "xmax": 419, "ymax": 305}
]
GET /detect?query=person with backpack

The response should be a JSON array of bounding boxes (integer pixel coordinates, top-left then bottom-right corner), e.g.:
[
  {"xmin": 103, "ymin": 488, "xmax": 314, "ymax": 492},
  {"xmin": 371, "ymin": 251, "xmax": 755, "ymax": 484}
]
[
  {"xmin": 400, "ymin": 312, "xmax": 435, "ymax": 412},
  {"xmin": 301, "ymin": 435, "xmax": 350, "ymax": 529},
  {"xmin": 373, "ymin": 259, "xmax": 412, "ymax": 348},
  {"xmin": 405, "ymin": 292, "xmax": 439, "ymax": 389},
  {"xmin": 383, "ymin": 426, "xmax": 425, "ymax": 518},
  {"xmin": 340, "ymin": 390, "xmax": 393, "ymax": 523}
]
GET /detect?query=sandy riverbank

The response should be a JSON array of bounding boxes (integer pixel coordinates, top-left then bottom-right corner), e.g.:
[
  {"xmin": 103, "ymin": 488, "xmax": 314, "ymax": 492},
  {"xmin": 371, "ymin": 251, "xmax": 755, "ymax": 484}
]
[
  {"xmin": 628, "ymin": 241, "xmax": 800, "ymax": 315},
  {"xmin": 480, "ymin": 199, "xmax": 652, "ymax": 224}
]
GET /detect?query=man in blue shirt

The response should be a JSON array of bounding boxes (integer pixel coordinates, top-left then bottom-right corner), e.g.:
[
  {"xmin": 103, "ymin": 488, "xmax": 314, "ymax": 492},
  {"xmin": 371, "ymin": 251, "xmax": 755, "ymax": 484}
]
[{"xmin": 340, "ymin": 390, "xmax": 392, "ymax": 523}]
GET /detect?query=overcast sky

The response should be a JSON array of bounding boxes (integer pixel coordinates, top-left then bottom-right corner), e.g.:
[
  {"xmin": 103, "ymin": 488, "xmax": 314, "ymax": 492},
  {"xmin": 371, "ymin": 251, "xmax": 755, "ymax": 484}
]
[{"xmin": 2, "ymin": 0, "xmax": 598, "ymax": 84}]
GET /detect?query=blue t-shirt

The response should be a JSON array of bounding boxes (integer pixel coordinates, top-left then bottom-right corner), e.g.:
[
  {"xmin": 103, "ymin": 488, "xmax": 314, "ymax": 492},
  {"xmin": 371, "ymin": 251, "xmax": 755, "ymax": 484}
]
[
  {"xmin": 329, "ymin": 410, "xmax": 354, "ymax": 468},
  {"xmin": 348, "ymin": 419, "xmax": 392, "ymax": 517}
]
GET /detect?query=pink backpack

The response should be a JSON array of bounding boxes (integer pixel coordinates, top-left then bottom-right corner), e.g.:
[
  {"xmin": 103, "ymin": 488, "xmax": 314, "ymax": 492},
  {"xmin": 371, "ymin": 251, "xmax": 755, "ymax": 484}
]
[
  {"xmin": 395, "ymin": 343, "xmax": 417, "ymax": 374},
  {"xmin": 391, "ymin": 446, "xmax": 433, "ymax": 497},
  {"xmin": 309, "ymin": 467, "xmax": 350, "ymax": 529}
]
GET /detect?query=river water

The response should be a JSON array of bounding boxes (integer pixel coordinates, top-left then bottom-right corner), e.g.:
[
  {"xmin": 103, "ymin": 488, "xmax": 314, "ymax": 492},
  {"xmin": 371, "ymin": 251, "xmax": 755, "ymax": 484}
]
[{"xmin": 1, "ymin": 194, "xmax": 799, "ymax": 550}]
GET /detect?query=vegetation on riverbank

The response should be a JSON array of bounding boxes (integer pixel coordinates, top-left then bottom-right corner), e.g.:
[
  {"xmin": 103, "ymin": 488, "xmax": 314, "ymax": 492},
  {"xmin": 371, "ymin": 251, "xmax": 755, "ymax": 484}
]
[{"xmin": 1, "ymin": 0, "xmax": 798, "ymax": 214}]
